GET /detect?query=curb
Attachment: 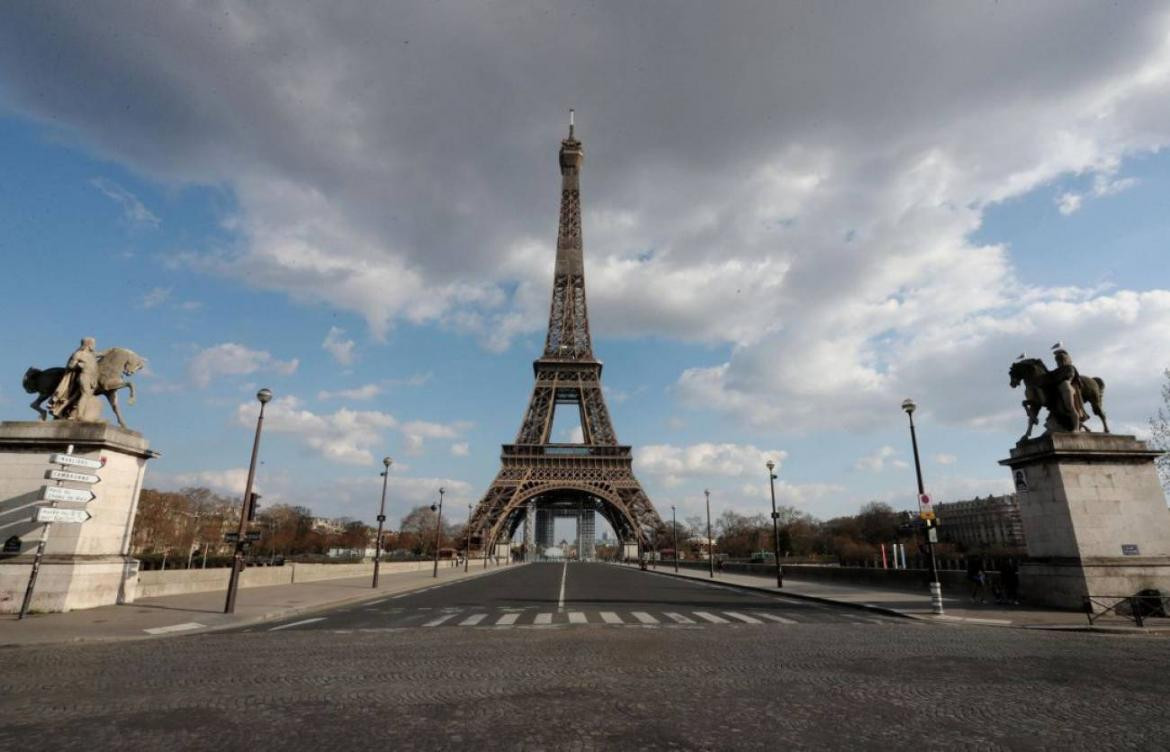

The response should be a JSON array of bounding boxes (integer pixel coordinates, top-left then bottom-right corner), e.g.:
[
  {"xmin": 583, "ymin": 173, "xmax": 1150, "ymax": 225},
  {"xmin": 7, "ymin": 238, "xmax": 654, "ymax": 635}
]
[{"xmin": 0, "ymin": 563, "xmax": 521, "ymax": 648}]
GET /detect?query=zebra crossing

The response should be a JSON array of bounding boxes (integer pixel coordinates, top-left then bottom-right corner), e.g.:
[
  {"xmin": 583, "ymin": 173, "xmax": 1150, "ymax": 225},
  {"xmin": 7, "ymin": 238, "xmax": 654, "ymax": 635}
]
[{"xmin": 271, "ymin": 606, "xmax": 894, "ymax": 632}]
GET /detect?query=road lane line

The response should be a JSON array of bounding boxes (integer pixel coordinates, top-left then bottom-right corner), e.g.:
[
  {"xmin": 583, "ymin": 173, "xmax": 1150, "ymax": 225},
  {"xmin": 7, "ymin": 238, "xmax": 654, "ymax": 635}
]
[
  {"xmin": 558, "ymin": 560, "xmax": 568, "ymax": 611},
  {"xmin": 724, "ymin": 612, "xmax": 763, "ymax": 624},
  {"xmin": 693, "ymin": 611, "xmax": 729, "ymax": 624},
  {"xmin": 143, "ymin": 622, "xmax": 205, "ymax": 635},
  {"xmin": 600, "ymin": 611, "xmax": 623, "ymax": 624},
  {"xmin": 423, "ymin": 613, "xmax": 459, "ymax": 627},
  {"xmin": 460, "ymin": 613, "xmax": 488, "ymax": 626},
  {"xmin": 567, "ymin": 611, "xmax": 587, "ymax": 624},
  {"xmin": 664, "ymin": 612, "xmax": 695, "ymax": 624},
  {"xmin": 268, "ymin": 618, "xmax": 326, "ymax": 632},
  {"xmin": 631, "ymin": 611, "xmax": 659, "ymax": 624},
  {"xmin": 534, "ymin": 613, "xmax": 553, "ymax": 625},
  {"xmin": 495, "ymin": 613, "xmax": 520, "ymax": 626},
  {"xmin": 754, "ymin": 612, "xmax": 797, "ymax": 624}
]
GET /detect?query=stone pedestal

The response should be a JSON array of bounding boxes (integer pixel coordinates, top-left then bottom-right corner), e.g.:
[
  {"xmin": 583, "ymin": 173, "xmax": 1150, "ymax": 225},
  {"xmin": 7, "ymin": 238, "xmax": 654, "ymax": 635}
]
[
  {"xmin": 999, "ymin": 433, "xmax": 1170, "ymax": 611},
  {"xmin": 0, "ymin": 421, "xmax": 156, "ymax": 613}
]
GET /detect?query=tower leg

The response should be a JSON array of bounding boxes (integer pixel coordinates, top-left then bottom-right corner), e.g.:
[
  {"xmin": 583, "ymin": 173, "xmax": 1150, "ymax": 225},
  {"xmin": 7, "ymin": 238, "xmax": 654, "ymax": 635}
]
[{"xmin": 525, "ymin": 501, "xmax": 535, "ymax": 562}]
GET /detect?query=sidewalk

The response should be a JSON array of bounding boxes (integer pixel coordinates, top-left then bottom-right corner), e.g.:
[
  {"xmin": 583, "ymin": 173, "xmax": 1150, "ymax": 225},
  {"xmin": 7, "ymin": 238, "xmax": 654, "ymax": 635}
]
[
  {"xmin": 0, "ymin": 561, "xmax": 516, "ymax": 647},
  {"xmin": 636, "ymin": 563, "xmax": 1170, "ymax": 633}
]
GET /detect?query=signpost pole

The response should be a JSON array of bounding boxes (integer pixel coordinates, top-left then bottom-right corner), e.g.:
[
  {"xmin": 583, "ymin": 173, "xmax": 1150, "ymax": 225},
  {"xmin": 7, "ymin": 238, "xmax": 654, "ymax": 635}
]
[{"xmin": 20, "ymin": 443, "xmax": 75, "ymax": 620}]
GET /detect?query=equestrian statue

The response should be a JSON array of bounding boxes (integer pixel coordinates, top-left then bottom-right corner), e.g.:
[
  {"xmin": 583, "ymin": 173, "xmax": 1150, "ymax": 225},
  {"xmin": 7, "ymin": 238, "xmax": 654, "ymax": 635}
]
[
  {"xmin": 22, "ymin": 337, "xmax": 146, "ymax": 429},
  {"xmin": 1008, "ymin": 344, "xmax": 1108, "ymax": 442}
]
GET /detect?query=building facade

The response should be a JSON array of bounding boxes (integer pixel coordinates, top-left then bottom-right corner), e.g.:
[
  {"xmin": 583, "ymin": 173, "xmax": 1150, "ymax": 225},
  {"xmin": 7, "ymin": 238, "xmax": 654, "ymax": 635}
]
[{"xmin": 935, "ymin": 494, "xmax": 1027, "ymax": 551}]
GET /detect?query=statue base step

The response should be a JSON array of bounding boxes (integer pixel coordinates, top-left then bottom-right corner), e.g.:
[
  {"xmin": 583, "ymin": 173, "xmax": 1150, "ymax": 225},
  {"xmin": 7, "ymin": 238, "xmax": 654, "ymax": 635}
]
[{"xmin": 0, "ymin": 421, "xmax": 155, "ymax": 614}]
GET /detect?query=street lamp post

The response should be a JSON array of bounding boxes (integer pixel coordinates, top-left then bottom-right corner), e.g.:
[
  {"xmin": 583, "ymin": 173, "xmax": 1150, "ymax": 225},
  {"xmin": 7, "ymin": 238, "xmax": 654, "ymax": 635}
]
[
  {"xmin": 465, "ymin": 504, "xmax": 472, "ymax": 572},
  {"xmin": 430, "ymin": 487, "xmax": 445, "ymax": 578},
  {"xmin": 224, "ymin": 387, "xmax": 272, "ymax": 614},
  {"xmin": 766, "ymin": 460, "xmax": 784, "ymax": 589},
  {"xmin": 373, "ymin": 456, "xmax": 392, "ymax": 589},
  {"xmin": 902, "ymin": 398, "xmax": 944, "ymax": 615},
  {"xmin": 705, "ymin": 489, "xmax": 714, "ymax": 579},
  {"xmin": 671, "ymin": 505, "xmax": 679, "ymax": 573}
]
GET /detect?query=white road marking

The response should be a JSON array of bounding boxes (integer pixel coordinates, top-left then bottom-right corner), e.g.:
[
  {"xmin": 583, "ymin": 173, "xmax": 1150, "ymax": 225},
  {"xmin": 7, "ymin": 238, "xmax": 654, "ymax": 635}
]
[
  {"xmin": 632, "ymin": 611, "xmax": 659, "ymax": 624},
  {"xmin": 143, "ymin": 622, "xmax": 205, "ymax": 635},
  {"xmin": 495, "ymin": 613, "xmax": 520, "ymax": 626},
  {"xmin": 534, "ymin": 613, "xmax": 553, "ymax": 625},
  {"xmin": 724, "ymin": 612, "xmax": 763, "ymax": 624},
  {"xmin": 558, "ymin": 560, "xmax": 568, "ymax": 611},
  {"xmin": 367, "ymin": 598, "xmax": 388, "ymax": 606},
  {"xmin": 600, "ymin": 611, "xmax": 623, "ymax": 624},
  {"xmin": 460, "ymin": 613, "xmax": 488, "ymax": 626},
  {"xmin": 694, "ymin": 611, "xmax": 729, "ymax": 624},
  {"xmin": 753, "ymin": 612, "xmax": 797, "ymax": 624},
  {"xmin": 267, "ymin": 618, "xmax": 326, "ymax": 632},
  {"xmin": 664, "ymin": 612, "xmax": 695, "ymax": 624},
  {"xmin": 423, "ymin": 613, "xmax": 459, "ymax": 627},
  {"xmin": 568, "ymin": 611, "xmax": 588, "ymax": 624}
]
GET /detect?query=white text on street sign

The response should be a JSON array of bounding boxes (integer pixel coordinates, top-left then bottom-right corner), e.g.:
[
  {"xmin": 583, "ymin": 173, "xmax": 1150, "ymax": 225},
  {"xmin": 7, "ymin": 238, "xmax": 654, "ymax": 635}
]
[
  {"xmin": 50, "ymin": 453, "xmax": 104, "ymax": 470},
  {"xmin": 34, "ymin": 507, "xmax": 91, "ymax": 524},
  {"xmin": 41, "ymin": 486, "xmax": 97, "ymax": 503},
  {"xmin": 47, "ymin": 469, "xmax": 101, "ymax": 485}
]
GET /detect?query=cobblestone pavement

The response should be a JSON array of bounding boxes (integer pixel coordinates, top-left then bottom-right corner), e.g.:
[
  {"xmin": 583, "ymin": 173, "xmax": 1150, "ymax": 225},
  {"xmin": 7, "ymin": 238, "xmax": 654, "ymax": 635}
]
[{"xmin": 2, "ymin": 563, "xmax": 1167, "ymax": 751}]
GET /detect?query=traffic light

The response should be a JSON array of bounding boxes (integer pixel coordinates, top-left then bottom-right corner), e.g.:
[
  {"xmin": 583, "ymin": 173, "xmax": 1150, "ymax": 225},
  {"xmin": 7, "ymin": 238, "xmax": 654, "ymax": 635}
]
[{"xmin": 246, "ymin": 492, "xmax": 262, "ymax": 522}]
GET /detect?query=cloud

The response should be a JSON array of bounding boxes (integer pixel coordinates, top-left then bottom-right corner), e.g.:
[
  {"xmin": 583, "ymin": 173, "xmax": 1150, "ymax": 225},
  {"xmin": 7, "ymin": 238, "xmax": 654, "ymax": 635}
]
[
  {"xmin": 636, "ymin": 443, "xmax": 786, "ymax": 487},
  {"xmin": 321, "ymin": 326, "xmax": 356, "ymax": 365},
  {"xmin": 89, "ymin": 177, "xmax": 159, "ymax": 228},
  {"xmin": 188, "ymin": 343, "xmax": 299, "ymax": 388},
  {"xmin": 237, "ymin": 395, "xmax": 396, "ymax": 465},
  {"xmin": 138, "ymin": 286, "xmax": 171, "ymax": 309},
  {"xmin": 934, "ymin": 453, "xmax": 958, "ymax": 465},
  {"xmin": 1056, "ymin": 192, "xmax": 1083, "ymax": 215},
  {"xmin": 149, "ymin": 468, "xmax": 251, "ymax": 496},
  {"xmin": 450, "ymin": 442, "xmax": 469, "ymax": 457},
  {"xmin": 854, "ymin": 446, "xmax": 909, "ymax": 472},
  {"xmin": 317, "ymin": 383, "xmax": 382, "ymax": 401},
  {"xmin": 4, "ymin": 3, "xmax": 1170, "ymax": 431},
  {"xmin": 1056, "ymin": 168, "xmax": 1139, "ymax": 215},
  {"xmin": 400, "ymin": 419, "xmax": 472, "ymax": 456}
]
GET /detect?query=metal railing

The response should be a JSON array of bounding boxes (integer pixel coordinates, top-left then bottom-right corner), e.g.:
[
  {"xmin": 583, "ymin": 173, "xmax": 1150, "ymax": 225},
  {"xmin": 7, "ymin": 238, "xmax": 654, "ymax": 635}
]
[{"xmin": 1083, "ymin": 593, "xmax": 1168, "ymax": 627}]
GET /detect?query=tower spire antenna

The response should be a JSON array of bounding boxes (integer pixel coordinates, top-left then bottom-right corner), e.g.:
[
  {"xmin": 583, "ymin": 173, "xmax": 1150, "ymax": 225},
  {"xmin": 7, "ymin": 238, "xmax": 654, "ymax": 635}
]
[{"xmin": 569, "ymin": 108, "xmax": 575, "ymax": 138}]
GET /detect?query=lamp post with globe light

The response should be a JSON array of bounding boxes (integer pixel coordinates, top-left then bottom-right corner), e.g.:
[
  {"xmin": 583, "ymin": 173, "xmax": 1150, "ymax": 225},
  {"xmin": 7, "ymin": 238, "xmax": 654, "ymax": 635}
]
[
  {"xmin": 766, "ymin": 459, "xmax": 784, "ymax": 588},
  {"xmin": 431, "ymin": 487, "xmax": 445, "ymax": 578},
  {"xmin": 901, "ymin": 398, "xmax": 944, "ymax": 615},
  {"xmin": 372, "ymin": 456, "xmax": 392, "ymax": 588},
  {"xmin": 224, "ymin": 387, "xmax": 272, "ymax": 614}
]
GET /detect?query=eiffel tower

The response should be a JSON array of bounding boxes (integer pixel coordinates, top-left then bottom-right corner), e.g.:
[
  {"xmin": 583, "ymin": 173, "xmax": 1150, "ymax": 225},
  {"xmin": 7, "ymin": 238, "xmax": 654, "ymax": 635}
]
[{"xmin": 470, "ymin": 114, "xmax": 663, "ymax": 559}]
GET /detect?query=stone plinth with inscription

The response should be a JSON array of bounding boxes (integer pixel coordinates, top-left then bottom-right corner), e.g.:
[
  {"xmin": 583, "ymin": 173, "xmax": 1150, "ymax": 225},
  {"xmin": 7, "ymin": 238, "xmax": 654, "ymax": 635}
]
[
  {"xmin": 0, "ymin": 421, "xmax": 156, "ymax": 613},
  {"xmin": 1000, "ymin": 433, "xmax": 1170, "ymax": 611}
]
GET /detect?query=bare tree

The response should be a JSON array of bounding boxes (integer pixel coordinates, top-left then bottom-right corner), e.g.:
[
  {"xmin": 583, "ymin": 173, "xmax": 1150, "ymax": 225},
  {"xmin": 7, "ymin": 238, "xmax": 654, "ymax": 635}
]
[{"xmin": 1150, "ymin": 368, "xmax": 1170, "ymax": 493}]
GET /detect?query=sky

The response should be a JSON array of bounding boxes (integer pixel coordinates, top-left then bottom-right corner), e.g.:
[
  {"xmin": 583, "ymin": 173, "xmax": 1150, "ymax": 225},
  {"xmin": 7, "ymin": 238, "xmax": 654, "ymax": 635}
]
[{"xmin": 1, "ymin": 2, "xmax": 1169, "ymax": 539}]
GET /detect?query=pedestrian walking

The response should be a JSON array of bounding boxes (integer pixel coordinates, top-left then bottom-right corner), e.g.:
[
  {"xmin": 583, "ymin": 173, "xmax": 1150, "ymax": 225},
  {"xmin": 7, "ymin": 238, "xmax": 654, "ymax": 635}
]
[
  {"xmin": 999, "ymin": 558, "xmax": 1020, "ymax": 605},
  {"xmin": 967, "ymin": 557, "xmax": 987, "ymax": 603}
]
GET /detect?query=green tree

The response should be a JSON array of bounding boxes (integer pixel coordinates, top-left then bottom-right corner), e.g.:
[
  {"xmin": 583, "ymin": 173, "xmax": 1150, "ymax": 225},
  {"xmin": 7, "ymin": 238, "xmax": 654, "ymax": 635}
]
[{"xmin": 1150, "ymin": 368, "xmax": 1170, "ymax": 493}]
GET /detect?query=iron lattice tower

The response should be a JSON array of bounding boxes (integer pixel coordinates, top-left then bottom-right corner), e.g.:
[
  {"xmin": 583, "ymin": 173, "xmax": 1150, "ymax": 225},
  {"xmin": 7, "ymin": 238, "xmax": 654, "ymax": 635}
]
[{"xmin": 470, "ymin": 116, "xmax": 663, "ymax": 556}]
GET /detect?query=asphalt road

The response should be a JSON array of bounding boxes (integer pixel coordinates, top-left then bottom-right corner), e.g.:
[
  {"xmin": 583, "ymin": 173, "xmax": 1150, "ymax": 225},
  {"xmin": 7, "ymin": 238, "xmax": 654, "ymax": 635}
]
[
  {"xmin": 3, "ymin": 562, "xmax": 1169, "ymax": 751},
  {"xmin": 252, "ymin": 561, "xmax": 894, "ymax": 632}
]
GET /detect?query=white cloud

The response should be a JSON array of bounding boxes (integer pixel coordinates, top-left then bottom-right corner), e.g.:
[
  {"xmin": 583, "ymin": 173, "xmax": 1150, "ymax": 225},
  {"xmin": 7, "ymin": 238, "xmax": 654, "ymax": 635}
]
[
  {"xmin": 854, "ymin": 446, "xmax": 909, "ymax": 472},
  {"xmin": 90, "ymin": 177, "xmax": 159, "ymax": 228},
  {"xmin": 188, "ymin": 343, "xmax": 299, "ymax": 389},
  {"xmin": 1056, "ymin": 192, "xmax": 1084, "ymax": 215},
  {"xmin": 5, "ymin": 4, "xmax": 1170, "ymax": 434},
  {"xmin": 934, "ymin": 453, "xmax": 958, "ymax": 465},
  {"xmin": 237, "ymin": 395, "xmax": 396, "ymax": 465},
  {"xmin": 149, "ymin": 468, "xmax": 251, "ymax": 496},
  {"xmin": 317, "ymin": 383, "xmax": 382, "ymax": 401},
  {"xmin": 321, "ymin": 326, "xmax": 356, "ymax": 365},
  {"xmin": 636, "ymin": 443, "xmax": 786, "ymax": 487},
  {"xmin": 400, "ymin": 419, "xmax": 472, "ymax": 456},
  {"xmin": 450, "ymin": 442, "xmax": 469, "ymax": 457},
  {"xmin": 139, "ymin": 286, "xmax": 171, "ymax": 309}
]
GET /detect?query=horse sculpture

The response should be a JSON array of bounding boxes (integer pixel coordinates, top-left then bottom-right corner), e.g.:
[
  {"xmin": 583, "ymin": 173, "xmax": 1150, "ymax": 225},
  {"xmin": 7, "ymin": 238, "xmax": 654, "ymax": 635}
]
[
  {"xmin": 23, "ymin": 347, "xmax": 146, "ymax": 429},
  {"xmin": 1009, "ymin": 356, "xmax": 1108, "ymax": 441}
]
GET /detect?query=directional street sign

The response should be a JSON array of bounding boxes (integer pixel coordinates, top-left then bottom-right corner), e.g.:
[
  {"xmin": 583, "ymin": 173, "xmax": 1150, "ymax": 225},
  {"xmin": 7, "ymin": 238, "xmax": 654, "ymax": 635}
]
[
  {"xmin": 918, "ymin": 492, "xmax": 935, "ymax": 520},
  {"xmin": 41, "ymin": 486, "xmax": 97, "ymax": 503},
  {"xmin": 50, "ymin": 453, "xmax": 104, "ymax": 470},
  {"xmin": 47, "ymin": 469, "xmax": 101, "ymax": 485},
  {"xmin": 34, "ymin": 507, "xmax": 92, "ymax": 524}
]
